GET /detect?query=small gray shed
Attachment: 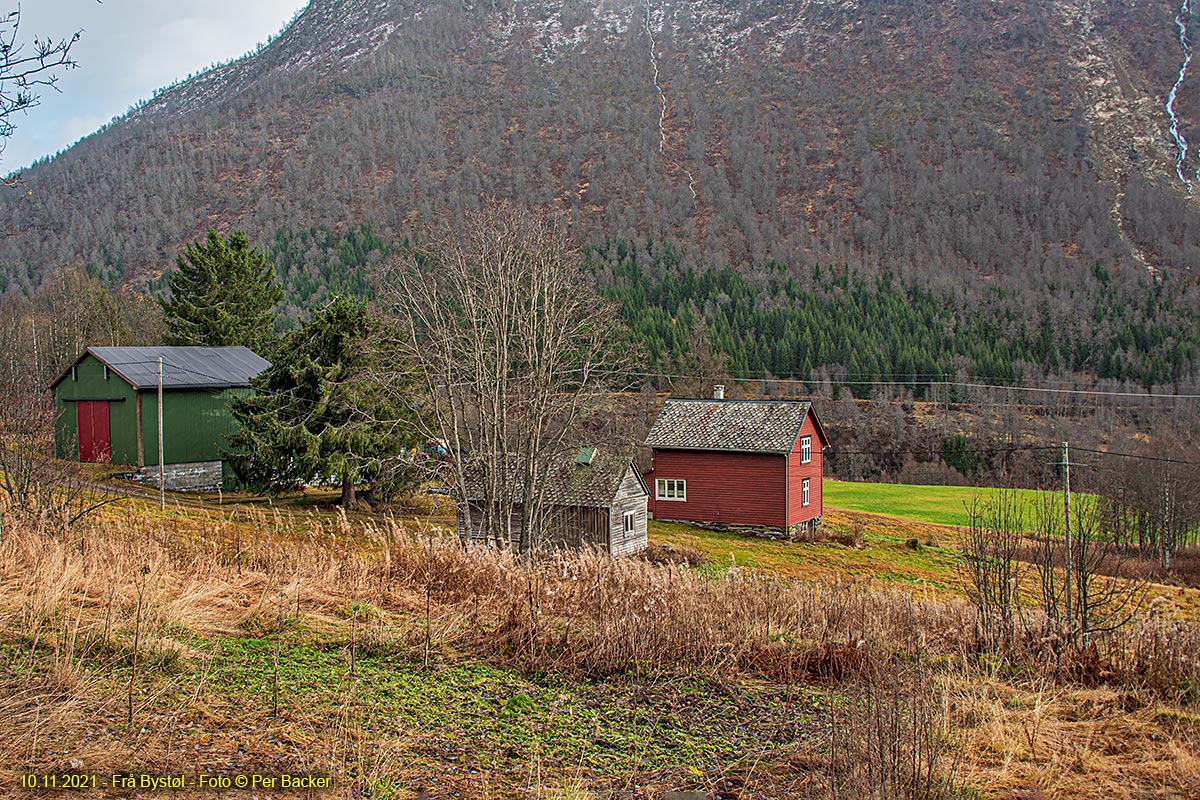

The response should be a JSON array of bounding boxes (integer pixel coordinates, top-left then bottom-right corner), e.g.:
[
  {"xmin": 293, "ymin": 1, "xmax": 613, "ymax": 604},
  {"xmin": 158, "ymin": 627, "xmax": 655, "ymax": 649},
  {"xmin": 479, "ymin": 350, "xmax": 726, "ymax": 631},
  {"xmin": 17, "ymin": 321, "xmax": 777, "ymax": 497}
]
[{"xmin": 456, "ymin": 448, "xmax": 649, "ymax": 557}]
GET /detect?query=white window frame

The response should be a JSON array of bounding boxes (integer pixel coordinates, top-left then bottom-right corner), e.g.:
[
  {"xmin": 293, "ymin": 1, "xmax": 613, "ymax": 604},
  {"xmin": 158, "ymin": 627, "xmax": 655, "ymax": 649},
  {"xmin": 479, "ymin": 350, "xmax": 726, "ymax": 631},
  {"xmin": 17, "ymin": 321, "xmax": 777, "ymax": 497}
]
[
  {"xmin": 623, "ymin": 510, "xmax": 636, "ymax": 534},
  {"xmin": 802, "ymin": 477, "xmax": 811, "ymax": 507},
  {"xmin": 655, "ymin": 478, "xmax": 686, "ymax": 501},
  {"xmin": 800, "ymin": 436, "xmax": 812, "ymax": 464}
]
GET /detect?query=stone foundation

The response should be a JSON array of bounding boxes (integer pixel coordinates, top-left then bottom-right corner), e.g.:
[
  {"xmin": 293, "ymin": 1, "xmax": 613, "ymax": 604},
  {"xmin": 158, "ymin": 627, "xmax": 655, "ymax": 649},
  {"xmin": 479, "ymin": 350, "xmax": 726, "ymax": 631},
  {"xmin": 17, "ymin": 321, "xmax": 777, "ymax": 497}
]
[
  {"xmin": 785, "ymin": 516, "xmax": 823, "ymax": 541},
  {"xmin": 655, "ymin": 516, "xmax": 823, "ymax": 543},
  {"xmin": 137, "ymin": 460, "xmax": 223, "ymax": 492}
]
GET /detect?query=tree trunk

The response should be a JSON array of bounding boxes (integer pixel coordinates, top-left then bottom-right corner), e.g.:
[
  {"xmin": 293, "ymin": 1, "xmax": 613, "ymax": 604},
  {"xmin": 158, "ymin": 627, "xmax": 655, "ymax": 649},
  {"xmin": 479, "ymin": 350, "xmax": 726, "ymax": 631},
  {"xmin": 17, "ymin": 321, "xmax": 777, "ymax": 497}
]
[{"xmin": 340, "ymin": 474, "xmax": 357, "ymax": 507}]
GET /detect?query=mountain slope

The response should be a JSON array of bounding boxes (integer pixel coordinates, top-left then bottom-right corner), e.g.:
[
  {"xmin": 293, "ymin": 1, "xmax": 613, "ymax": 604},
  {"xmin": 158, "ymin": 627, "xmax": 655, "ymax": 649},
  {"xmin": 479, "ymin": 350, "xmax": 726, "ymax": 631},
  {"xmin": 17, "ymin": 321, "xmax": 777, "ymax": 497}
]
[{"xmin": 1, "ymin": 0, "xmax": 1198, "ymax": 383}]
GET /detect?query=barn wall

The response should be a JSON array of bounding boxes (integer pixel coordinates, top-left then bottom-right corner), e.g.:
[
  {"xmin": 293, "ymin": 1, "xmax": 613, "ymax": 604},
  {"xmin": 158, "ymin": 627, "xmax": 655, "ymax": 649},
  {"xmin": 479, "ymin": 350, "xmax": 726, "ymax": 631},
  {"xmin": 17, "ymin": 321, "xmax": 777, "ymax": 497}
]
[
  {"xmin": 457, "ymin": 502, "xmax": 523, "ymax": 548},
  {"xmin": 139, "ymin": 387, "xmax": 250, "ymax": 466},
  {"xmin": 787, "ymin": 412, "xmax": 825, "ymax": 525},
  {"xmin": 53, "ymin": 354, "xmax": 137, "ymax": 463},
  {"xmin": 650, "ymin": 450, "xmax": 787, "ymax": 527},
  {"xmin": 608, "ymin": 466, "xmax": 648, "ymax": 557},
  {"xmin": 54, "ymin": 355, "xmax": 250, "ymax": 469}
]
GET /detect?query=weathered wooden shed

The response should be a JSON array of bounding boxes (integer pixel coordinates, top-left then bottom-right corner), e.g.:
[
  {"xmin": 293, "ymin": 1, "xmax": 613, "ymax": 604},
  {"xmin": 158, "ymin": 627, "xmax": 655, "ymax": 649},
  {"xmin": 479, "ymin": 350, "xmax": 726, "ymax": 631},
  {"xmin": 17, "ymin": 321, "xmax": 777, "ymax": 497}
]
[
  {"xmin": 644, "ymin": 392, "xmax": 829, "ymax": 537},
  {"xmin": 456, "ymin": 448, "xmax": 650, "ymax": 557},
  {"xmin": 49, "ymin": 346, "xmax": 269, "ymax": 490}
]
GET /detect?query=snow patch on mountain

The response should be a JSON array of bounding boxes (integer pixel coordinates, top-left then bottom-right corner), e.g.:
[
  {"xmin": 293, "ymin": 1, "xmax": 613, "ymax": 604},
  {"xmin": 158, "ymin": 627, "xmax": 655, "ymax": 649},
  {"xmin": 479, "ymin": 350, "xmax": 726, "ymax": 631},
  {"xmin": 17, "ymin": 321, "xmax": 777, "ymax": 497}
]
[{"xmin": 132, "ymin": 0, "xmax": 411, "ymax": 121}]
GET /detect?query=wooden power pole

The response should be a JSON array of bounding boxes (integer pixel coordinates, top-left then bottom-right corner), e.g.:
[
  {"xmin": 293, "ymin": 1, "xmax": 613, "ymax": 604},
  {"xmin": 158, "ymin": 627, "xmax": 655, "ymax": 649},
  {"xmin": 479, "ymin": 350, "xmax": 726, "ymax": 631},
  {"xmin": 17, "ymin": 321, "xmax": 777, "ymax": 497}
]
[
  {"xmin": 158, "ymin": 357, "xmax": 165, "ymax": 511},
  {"xmin": 1061, "ymin": 440, "xmax": 1073, "ymax": 643}
]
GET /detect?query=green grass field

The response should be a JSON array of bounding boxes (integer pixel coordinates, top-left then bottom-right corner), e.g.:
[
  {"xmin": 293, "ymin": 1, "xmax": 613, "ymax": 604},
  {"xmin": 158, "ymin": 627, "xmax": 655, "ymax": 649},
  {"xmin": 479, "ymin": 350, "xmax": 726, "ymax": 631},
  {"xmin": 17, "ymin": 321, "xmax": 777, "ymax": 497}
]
[
  {"xmin": 823, "ymin": 480, "xmax": 1063, "ymax": 527},
  {"xmin": 650, "ymin": 479, "xmax": 1064, "ymax": 598}
]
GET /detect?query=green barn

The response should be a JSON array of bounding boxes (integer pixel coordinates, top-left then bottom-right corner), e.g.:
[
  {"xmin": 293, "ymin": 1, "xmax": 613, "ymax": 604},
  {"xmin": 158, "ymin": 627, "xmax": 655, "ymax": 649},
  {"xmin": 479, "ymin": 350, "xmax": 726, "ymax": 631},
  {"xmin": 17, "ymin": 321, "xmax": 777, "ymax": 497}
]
[{"xmin": 50, "ymin": 346, "xmax": 270, "ymax": 490}]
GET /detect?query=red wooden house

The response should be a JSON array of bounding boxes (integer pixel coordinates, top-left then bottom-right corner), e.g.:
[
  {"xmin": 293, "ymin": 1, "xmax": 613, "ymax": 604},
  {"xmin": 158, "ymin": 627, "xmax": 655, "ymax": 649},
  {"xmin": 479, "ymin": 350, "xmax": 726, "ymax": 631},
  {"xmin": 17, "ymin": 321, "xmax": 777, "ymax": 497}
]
[{"xmin": 643, "ymin": 392, "xmax": 829, "ymax": 536}]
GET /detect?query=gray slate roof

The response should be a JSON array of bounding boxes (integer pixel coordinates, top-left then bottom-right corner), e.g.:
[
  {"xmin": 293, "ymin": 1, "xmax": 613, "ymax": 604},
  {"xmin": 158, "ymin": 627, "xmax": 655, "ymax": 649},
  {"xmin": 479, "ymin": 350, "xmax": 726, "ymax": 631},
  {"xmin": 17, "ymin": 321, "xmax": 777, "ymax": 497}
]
[
  {"xmin": 644, "ymin": 399, "xmax": 813, "ymax": 454},
  {"xmin": 461, "ymin": 450, "xmax": 648, "ymax": 508},
  {"xmin": 54, "ymin": 346, "xmax": 270, "ymax": 390}
]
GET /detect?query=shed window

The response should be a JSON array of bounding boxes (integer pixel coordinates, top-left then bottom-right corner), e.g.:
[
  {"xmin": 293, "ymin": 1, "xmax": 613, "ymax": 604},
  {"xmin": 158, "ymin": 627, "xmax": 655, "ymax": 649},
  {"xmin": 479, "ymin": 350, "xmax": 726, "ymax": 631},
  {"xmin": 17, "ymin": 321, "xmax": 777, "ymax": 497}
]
[
  {"xmin": 656, "ymin": 478, "xmax": 686, "ymax": 501},
  {"xmin": 623, "ymin": 511, "xmax": 636, "ymax": 535},
  {"xmin": 800, "ymin": 436, "xmax": 812, "ymax": 463},
  {"xmin": 802, "ymin": 477, "xmax": 811, "ymax": 507}
]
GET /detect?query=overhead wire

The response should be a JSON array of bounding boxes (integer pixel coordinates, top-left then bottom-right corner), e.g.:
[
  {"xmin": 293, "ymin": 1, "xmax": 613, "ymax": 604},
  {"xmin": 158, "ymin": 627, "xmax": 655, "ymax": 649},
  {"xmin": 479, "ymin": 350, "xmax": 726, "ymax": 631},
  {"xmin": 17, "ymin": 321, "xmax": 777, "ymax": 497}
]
[
  {"xmin": 596, "ymin": 367, "xmax": 1200, "ymax": 400},
  {"xmin": 90, "ymin": 359, "xmax": 1200, "ymax": 466},
  {"xmin": 101, "ymin": 357, "xmax": 349, "ymax": 412},
  {"xmin": 1069, "ymin": 446, "xmax": 1200, "ymax": 467},
  {"xmin": 109, "ymin": 358, "xmax": 1200, "ymax": 402}
]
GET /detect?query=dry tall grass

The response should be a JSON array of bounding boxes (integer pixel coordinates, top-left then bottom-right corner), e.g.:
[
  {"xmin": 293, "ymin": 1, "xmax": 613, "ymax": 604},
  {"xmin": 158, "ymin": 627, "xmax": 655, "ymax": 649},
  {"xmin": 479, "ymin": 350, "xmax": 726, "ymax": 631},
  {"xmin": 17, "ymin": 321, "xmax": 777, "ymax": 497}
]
[{"xmin": 2, "ymin": 502, "xmax": 1198, "ymax": 798}]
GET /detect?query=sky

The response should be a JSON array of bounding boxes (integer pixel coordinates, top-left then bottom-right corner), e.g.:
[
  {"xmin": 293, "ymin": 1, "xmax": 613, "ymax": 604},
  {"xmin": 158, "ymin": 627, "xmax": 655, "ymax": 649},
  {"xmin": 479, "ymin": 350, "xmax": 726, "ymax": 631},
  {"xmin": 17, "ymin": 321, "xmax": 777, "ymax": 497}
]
[{"xmin": 2, "ymin": 0, "xmax": 311, "ymax": 172}]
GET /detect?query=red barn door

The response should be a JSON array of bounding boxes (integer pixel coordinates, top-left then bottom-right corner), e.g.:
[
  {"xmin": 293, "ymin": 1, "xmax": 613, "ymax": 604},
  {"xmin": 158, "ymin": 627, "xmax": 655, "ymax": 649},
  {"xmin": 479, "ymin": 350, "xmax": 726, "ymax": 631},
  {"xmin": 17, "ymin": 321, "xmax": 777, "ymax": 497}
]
[{"xmin": 76, "ymin": 401, "xmax": 111, "ymax": 462}]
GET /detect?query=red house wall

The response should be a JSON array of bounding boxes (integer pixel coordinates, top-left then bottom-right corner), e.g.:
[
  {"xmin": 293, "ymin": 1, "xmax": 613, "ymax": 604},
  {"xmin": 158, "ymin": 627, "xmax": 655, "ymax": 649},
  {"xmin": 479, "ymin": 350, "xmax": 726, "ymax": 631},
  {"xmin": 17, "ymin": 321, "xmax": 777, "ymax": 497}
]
[
  {"xmin": 787, "ymin": 413, "xmax": 824, "ymax": 525},
  {"xmin": 648, "ymin": 449, "xmax": 787, "ymax": 527}
]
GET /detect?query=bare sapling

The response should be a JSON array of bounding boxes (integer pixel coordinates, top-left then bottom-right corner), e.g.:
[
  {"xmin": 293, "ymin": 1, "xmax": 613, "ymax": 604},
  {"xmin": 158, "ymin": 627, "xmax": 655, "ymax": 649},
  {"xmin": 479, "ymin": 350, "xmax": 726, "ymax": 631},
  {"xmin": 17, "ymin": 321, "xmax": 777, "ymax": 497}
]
[
  {"xmin": 959, "ymin": 492, "xmax": 1024, "ymax": 657},
  {"xmin": 1031, "ymin": 493, "xmax": 1148, "ymax": 661},
  {"xmin": 0, "ymin": 378, "xmax": 123, "ymax": 531},
  {"xmin": 127, "ymin": 564, "xmax": 149, "ymax": 725}
]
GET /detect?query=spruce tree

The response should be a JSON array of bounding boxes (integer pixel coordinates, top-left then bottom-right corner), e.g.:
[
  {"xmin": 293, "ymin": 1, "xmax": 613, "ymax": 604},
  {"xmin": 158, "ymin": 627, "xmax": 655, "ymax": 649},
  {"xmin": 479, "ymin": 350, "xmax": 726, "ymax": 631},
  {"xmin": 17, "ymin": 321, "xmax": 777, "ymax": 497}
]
[
  {"xmin": 224, "ymin": 296, "xmax": 418, "ymax": 506},
  {"xmin": 159, "ymin": 228, "xmax": 283, "ymax": 355}
]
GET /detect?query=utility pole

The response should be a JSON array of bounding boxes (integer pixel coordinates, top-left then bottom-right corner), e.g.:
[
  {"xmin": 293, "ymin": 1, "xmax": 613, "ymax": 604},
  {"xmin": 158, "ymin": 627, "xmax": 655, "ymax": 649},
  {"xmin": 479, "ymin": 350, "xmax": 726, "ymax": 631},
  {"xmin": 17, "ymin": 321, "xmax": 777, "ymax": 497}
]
[
  {"xmin": 942, "ymin": 376, "xmax": 949, "ymax": 435},
  {"xmin": 1162, "ymin": 458, "xmax": 1173, "ymax": 572},
  {"xmin": 158, "ymin": 357, "xmax": 165, "ymax": 511},
  {"xmin": 1061, "ymin": 441, "xmax": 1073, "ymax": 643}
]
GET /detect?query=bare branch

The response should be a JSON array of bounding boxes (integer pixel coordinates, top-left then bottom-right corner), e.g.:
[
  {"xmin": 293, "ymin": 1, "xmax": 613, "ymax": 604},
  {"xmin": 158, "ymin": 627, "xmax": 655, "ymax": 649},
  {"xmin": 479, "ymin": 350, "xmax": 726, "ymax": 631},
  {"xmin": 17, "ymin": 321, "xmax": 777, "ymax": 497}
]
[
  {"xmin": 377, "ymin": 203, "xmax": 631, "ymax": 552},
  {"xmin": 0, "ymin": 8, "xmax": 80, "ymax": 159}
]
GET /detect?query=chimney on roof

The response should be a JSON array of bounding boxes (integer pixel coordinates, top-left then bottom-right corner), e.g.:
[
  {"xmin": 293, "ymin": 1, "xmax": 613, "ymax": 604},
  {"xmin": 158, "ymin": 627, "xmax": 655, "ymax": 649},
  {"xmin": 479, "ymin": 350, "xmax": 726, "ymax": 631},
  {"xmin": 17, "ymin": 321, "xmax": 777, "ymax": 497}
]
[{"xmin": 713, "ymin": 384, "xmax": 725, "ymax": 400}]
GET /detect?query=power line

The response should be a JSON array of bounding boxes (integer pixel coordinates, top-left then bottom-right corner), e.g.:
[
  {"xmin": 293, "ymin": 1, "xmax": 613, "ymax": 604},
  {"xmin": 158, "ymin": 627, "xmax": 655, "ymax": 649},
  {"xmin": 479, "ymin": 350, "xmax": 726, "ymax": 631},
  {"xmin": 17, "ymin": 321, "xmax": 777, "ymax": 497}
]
[
  {"xmin": 108, "ymin": 359, "xmax": 1200, "ymax": 402},
  {"xmin": 830, "ymin": 443, "xmax": 1200, "ymax": 467},
  {"xmin": 109, "ymin": 358, "xmax": 349, "ymax": 412},
  {"xmin": 953, "ymin": 382, "xmax": 1200, "ymax": 400},
  {"xmin": 831, "ymin": 444, "xmax": 1059, "ymax": 457},
  {"xmin": 596, "ymin": 367, "xmax": 1200, "ymax": 400},
  {"xmin": 1070, "ymin": 446, "xmax": 1200, "ymax": 467},
  {"xmin": 105, "ymin": 359, "xmax": 1200, "ymax": 466}
]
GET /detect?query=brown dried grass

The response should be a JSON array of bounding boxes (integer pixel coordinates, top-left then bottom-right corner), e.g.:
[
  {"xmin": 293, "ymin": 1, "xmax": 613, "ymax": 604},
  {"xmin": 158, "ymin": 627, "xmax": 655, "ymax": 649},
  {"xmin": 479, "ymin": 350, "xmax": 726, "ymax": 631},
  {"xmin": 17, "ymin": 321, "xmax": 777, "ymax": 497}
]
[
  {"xmin": 949, "ymin": 677, "xmax": 1200, "ymax": 800},
  {"xmin": 1, "ymin": 501, "xmax": 1198, "ymax": 798}
]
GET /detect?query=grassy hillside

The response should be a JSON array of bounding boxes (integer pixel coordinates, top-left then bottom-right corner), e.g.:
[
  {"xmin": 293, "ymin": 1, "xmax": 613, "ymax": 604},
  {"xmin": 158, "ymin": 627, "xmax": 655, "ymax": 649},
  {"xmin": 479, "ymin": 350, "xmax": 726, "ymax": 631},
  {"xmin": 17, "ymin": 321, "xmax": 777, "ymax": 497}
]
[{"xmin": 650, "ymin": 512, "xmax": 961, "ymax": 592}]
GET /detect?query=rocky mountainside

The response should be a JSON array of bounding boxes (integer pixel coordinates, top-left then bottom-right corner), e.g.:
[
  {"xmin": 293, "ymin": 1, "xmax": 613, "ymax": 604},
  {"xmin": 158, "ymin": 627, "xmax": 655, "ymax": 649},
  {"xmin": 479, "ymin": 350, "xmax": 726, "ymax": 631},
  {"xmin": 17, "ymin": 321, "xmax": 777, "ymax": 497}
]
[{"xmin": 2, "ymin": 0, "xmax": 1199, "ymax": 383}]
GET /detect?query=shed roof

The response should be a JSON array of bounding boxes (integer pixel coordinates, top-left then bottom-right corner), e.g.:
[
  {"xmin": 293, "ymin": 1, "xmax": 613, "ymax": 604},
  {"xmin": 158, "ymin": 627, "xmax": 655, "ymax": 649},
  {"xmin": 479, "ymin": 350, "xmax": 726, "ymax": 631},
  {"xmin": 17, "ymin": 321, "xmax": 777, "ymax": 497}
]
[
  {"xmin": 461, "ymin": 449, "xmax": 648, "ymax": 509},
  {"xmin": 644, "ymin": 398, "xmax": 825, "ymax": 454},
  {"xmin": 50, "ymin": 346, "xmax": 270, "ymax": 391}
]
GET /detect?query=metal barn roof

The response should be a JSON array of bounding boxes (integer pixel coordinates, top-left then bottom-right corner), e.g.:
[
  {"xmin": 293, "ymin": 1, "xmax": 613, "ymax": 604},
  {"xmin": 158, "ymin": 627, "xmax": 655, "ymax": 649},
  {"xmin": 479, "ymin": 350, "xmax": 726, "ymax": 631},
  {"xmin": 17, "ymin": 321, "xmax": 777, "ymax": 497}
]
[
  {"xmin": 51, "ymin": 346, "xmax": 270, "ymax": 391},
  {"xmin": 644, "ymin": 398, "xmax": 818, "ymax": 454}
]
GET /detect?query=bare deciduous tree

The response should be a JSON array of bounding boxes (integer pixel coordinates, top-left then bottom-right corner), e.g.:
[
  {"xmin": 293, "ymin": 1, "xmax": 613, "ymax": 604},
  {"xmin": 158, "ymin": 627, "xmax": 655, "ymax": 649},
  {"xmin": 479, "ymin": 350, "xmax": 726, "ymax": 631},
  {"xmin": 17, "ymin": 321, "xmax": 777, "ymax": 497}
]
[
  {"xmin": 961, "ymin": 487, "xmax": 1149, "ymax": 668},
  {"xmin": 960, "ymin": 492, "xmax": 1025, "ymax": 654},
  {"xmin": 0, "ymin": 269, "xmax": 163, "ymax": 388},
  {"xmin": 0, "ymin": 378, "xmax": 120, "ymax": 532},
  {"xmin": 0, "ymin": 7, "xmax": 80, "ymax": 164},
  {"xmin": 1030, "ymin": 493, "xmax": 1147, "ymax": 649},
  {"xmin": 380, "ymin": 204, "xmax": 624, "ymax": 552},
  {"xmin": 1094, "ymin": 441, "xmax": 1200, "ymax": 567}
]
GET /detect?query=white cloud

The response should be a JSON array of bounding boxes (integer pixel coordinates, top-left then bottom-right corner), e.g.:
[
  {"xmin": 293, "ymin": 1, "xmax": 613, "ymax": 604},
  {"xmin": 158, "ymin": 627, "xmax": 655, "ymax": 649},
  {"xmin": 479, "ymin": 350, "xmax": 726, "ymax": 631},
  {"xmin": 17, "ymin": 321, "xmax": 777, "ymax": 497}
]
[
  {"xmin": 131, "ymin": 17, "xmax": 234, "ymax": 86},
  {"xmin": 56, "ymin": 113, "xmax": 107, "ymax": 147}
]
